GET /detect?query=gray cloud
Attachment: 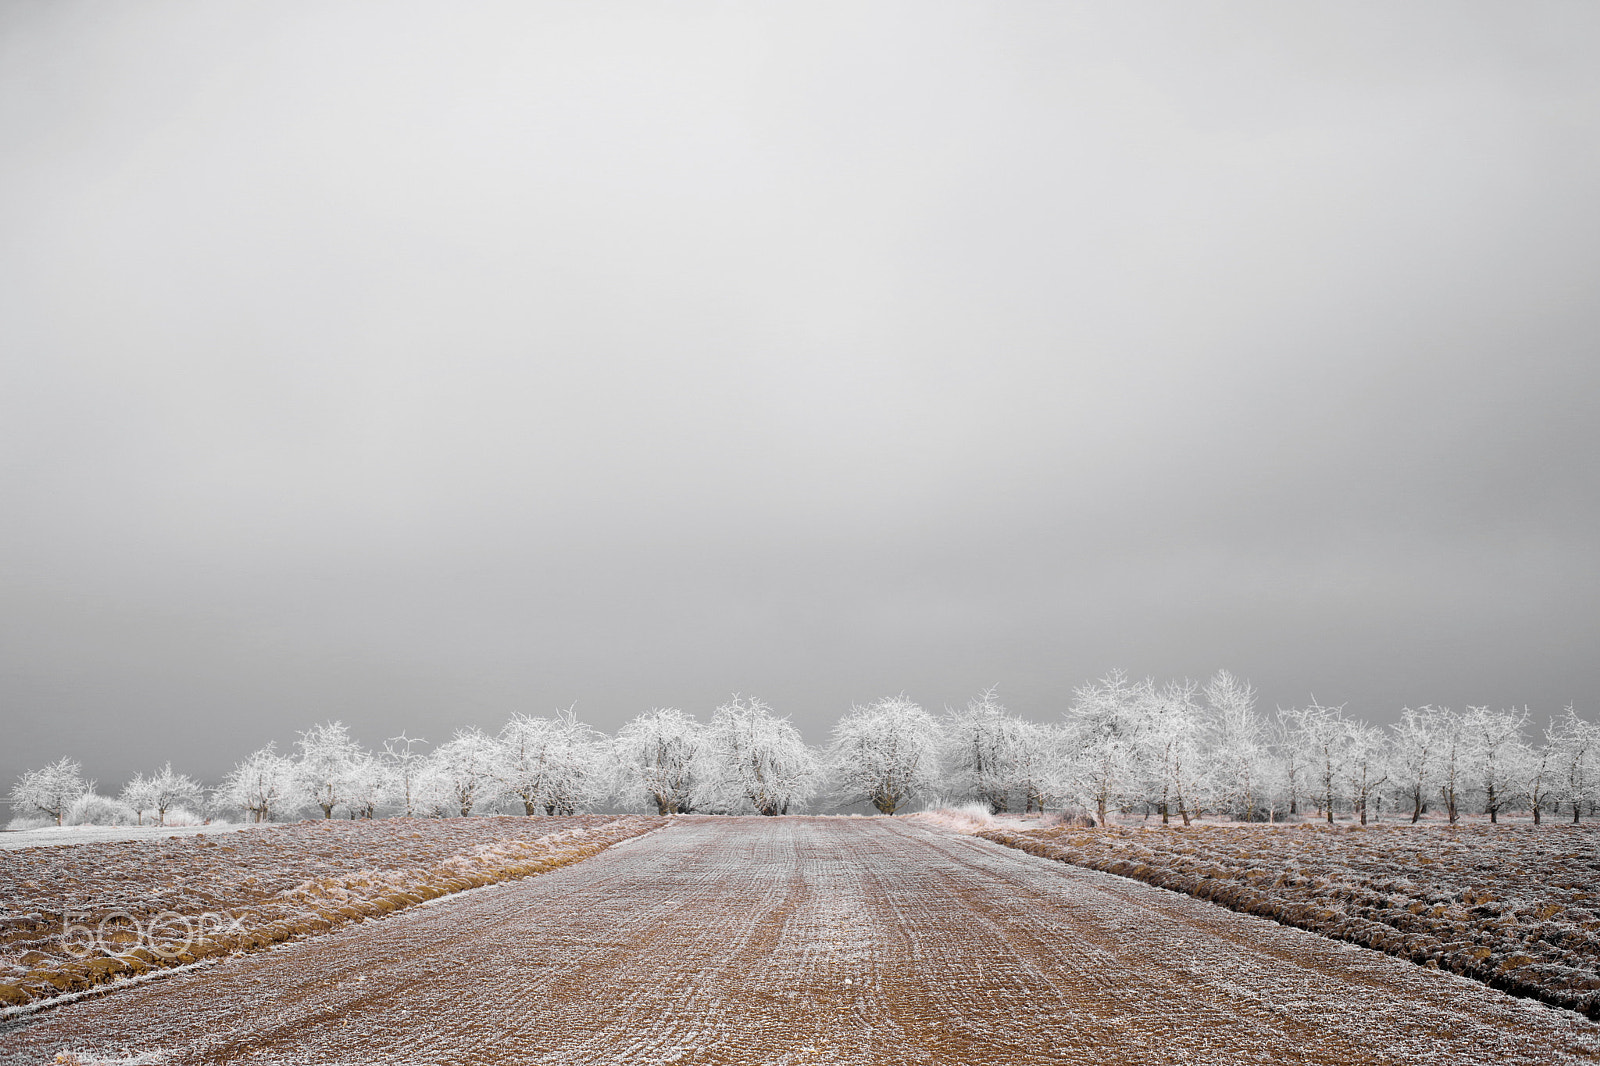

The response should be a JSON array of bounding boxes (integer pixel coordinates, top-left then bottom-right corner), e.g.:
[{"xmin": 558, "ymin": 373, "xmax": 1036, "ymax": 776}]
[{"xmin": 3, "ymin": 1, "xmax": 1598, "ymax": 789}]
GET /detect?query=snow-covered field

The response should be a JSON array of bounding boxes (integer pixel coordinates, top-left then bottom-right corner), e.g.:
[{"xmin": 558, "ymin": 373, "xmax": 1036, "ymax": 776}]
[
  {"xmin": 0, "ymin": 816, "xmax": 663, "ymax": 1009},
  {"xmin": 2, "ymin": 818, "xmax": 1597, "ymax": 1065},
  {"xmin": 0, "ymin": 824, "xmax": 275, "ymax": 852},
  {"xmin": 968, "ymin": 817, "xmax": 1600, "ymax": 1018}
]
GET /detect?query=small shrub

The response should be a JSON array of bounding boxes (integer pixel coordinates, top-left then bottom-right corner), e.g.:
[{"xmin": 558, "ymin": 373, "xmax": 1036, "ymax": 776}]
[
  {"xmin": 66, "ymin": 792, "xmax": 138, "ymax": 826},
  {"xmin": 5, "ymin": 815, "xmax": 53, "ymax": 831}
]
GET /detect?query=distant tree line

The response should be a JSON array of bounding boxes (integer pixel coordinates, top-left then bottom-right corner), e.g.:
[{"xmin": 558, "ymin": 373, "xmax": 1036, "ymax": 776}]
[{"xmin": 8, "ymin": 673, "xmax": 1598, "ymax": 827}]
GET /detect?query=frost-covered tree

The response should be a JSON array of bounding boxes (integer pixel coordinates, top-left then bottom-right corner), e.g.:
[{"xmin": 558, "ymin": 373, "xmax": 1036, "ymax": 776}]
[
  {"xmin": 1011, "ymin": 720, "xmax": 1066, "ymax": 815},
  {"xmin": 708, "ymin": 696, "xmax": 817, "ymax": 816},
  {"xmin": 1548, "ymin": 705, "xmax": 1595, "ymax": 823},
  {"xmin": 217, "ymin": 744, "xmax": 294, "ymax": 823},
  {"xmin": 830, "ymin": 696, "xmax": 940, "ymax": 815},
  {"xmin": 382, "ymin": 733, "xmax": 430, "ymax": 817},
  {"xmin": 133, "ymin": 763, "xmax": 204, "ymax": 826},
  {"xmin": 1521, "ymin": 732, "xmax": 1557, "ymax": 825},
  {"xmin": 429, "ymin": 727, "xmax": 502, "ymax": 816},
  {"xmin": 120, "ymin": 772, "xmax": 156, "ymax": 826},
  {"xmin": 294, "ymin": 720, "xmax": 362, "ymax": 819},
  {"xmin": 410, "ymin": 762, "xmax": 459, "ymax": 818},
  {"xmin": 497, "ymin": 710, "xmax": 604, "ymax": 815},
  {"xmin": 340, "ymin": 751, "xmax": 391, "ymax": 818},
  {"xmin": 1063, "ymin": 670, "xmax": 1151, "ymax": 825},
  {"xmin": 1270, "ymin": 706, "xmax": 1311, "ymax": 817},
  {"xmin": 1146, "ymin": 680, "xmax": 1205, "ymax": 825},
  {"xmin": 1462, "ymin": 706, "xmax": 1528, "ymax": 823},
  {"xmin": 1202, "ymin": 670, "xmax": 1266, "ymax": 821},
  {"xmin": 1285, "ymin": 700, "xmax": 1350, "ymax": 824},
  {"xmin": 1431, "ymin": 707, "xmax": 1467, "ymax": 823},
  {"xmin": 9, "ymin": 757, "xmax": 88, "ymax": 827},
  {"xmin": 1343, "ymin": 724, "xmax": 1387, "ymax": 825},
  {"xmin": 615, "ymin": 708, "xmax": 711, "ymax": 814},
  {"xmin": 1389, "ymin": 706, "xmax": 1441, "ymax": 823},
  {"xmin": 941, "ymin": 688, "xmax": 1027, "ymax": 814}
]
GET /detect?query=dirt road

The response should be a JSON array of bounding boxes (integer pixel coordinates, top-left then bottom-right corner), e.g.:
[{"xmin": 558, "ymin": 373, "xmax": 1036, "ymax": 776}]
[{"xmin": 3, "ymin": 818, "xmax": 1597, "ymax": 1065}]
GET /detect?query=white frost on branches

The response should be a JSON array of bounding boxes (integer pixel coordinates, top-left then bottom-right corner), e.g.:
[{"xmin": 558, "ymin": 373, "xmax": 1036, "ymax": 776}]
[
  {"xmin": 707, "ymin": 696, "xmax": 817, "ymax": 816},
  {"xmin": 121, "ymin": 763, "xmax": 204, "ymax": 826},
  {"xmin": 615, "ymin": 708, "xmax": 712, "ymax": 814},
  {"xmin": 8, "ymin": 672, "xmax": 1592, "ymax": 826},
  {"xmin": 941, "ymin": 688, "xmax": 1028, "ymax": 815},
  {"xmin": 8, "ymin": 757, "xmax": 88, "ymax": 826},
  {"xmin": 1063, "ymin": 671, "xmax": 1149, "ymax": 825},
  {"xmin": 829, "ymin": 696, "xmax": 940, "ymax": 815},
  {"xmin": 426, "ymin": 727, "xmax": 502, "ymax": 816},
  {"xmin": 217, "ymin": 744, "xmax": 294, "ymax": 822},
  {"xmin": 497, "ymin": 710, "xmax": 605, "ymax": 815},
  {"xmin": 294, "ymin": 720, "xmax": 362, "ymax": 820}
]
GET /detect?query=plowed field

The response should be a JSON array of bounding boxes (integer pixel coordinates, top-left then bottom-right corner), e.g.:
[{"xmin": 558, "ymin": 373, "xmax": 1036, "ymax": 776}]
[
  {"xmin": 972, "ymin": 819, "xmax": 1600, "ymax": 1016},
  {"xmin": 3, "ymin": 818, "xmax": 1598, "ymax": 1065}
]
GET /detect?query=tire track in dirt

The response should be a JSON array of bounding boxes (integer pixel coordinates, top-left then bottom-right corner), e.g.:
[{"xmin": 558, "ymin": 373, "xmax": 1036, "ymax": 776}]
[{"xmin": 2, "ymin": 818, "xmax": 1598, "ymax": 1065}]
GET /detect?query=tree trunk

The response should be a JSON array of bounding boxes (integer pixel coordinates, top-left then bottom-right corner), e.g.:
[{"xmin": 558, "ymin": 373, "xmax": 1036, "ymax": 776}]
[{"xmin": 1533, "ymin": 804, "xmax": 1542, "ymax": 825}]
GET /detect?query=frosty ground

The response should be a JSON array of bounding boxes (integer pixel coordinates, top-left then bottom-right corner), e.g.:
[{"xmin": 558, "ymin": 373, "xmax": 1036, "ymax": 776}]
[
  {"xmin": 967, "ymin": 816, "xmax": 1600, "ymax": 1017},
  {"xmin": 0, "ymin": 817, "xmax": 660, "ymax": 1003},
  {"xmin": 2, "ymin": 819, "xmax": 1598, "ymax": 1065},
  {"xmin": 0, "ymin": 824, "xmax": 277, "ymax": 852}
]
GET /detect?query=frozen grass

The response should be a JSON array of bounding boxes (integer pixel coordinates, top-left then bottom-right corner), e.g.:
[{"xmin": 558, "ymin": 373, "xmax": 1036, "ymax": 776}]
[
  {"xmin": 952, "ymin": 815, "xmax": 1600, "ymax": 1018},
  {"xmin": 0, "ymin": 815, "xmax": 663, "ymax": 1010},
  {"xmin": 908, "ymin": 803, "xmax": 995, "ymax": 833}
]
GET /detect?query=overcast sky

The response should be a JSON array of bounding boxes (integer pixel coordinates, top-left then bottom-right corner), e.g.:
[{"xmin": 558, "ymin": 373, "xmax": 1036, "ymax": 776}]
[{"xmin": 2, "ymin": 1, "xmax": 1597, "ymax": 791}]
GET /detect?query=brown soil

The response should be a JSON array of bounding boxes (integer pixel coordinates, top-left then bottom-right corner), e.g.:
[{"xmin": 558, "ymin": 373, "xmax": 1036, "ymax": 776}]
[{"xmin": 2, "ymin": 818, "xmax": 1597, "ymax": 1065}]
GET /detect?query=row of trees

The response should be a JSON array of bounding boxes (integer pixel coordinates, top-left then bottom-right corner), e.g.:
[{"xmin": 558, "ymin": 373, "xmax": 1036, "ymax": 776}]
[
  {"xmin": 10, "ymin": 674, "xmax": 1599, "ymax": 826},
  {"xmin": 1052, "ymin": 672, "xmax": 1596, "ymax": 826}
]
